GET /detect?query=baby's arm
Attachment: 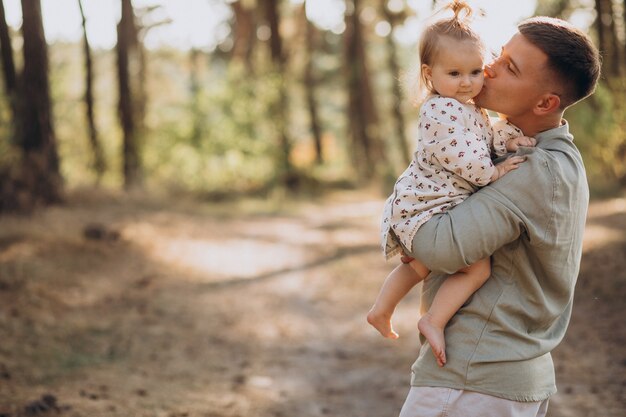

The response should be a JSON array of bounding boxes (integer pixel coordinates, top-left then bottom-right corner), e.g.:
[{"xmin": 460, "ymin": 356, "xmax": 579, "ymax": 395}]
[
  {"xmin": 490, "ymin": 155, "xmax": 526, "ymax": 182},
  {"xmin": 492, "ymin": 135, "xmax": 536, "ymax": 180},
  {"xmin": 506, "ymin": 136, "xmax": 536, "ymax": 152}
]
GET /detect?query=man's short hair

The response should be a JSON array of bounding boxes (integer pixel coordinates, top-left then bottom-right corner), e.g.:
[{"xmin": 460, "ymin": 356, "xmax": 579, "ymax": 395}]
[{"xmin": 518, "ymin": 17, "xmax": 601, "ymax": 109}]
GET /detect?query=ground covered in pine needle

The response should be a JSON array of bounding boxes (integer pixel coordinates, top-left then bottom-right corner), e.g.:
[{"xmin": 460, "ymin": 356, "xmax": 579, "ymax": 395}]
[{"xmin": 0, "ymin": 189, "xmax": 624, "ymax": 417}]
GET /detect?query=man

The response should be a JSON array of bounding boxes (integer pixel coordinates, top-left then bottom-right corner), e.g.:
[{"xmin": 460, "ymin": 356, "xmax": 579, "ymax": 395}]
[{"xmin": 398, "ymin": 16, "xmax": 601, "ymax": 417}]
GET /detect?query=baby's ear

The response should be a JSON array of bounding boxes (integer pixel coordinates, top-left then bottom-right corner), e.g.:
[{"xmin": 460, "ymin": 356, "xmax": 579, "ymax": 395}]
[{"xmin": 422, "ymin": 64, "xmax": 433, "ymax": 80}]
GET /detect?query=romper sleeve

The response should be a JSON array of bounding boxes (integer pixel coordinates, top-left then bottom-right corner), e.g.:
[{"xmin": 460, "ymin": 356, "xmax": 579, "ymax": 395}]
[
  {"xmin": 492, "ymin": 118, "xmax": 525, "ymax": 156},
  {"xmin": 419, "ymin": 97, "xmax": 495, "ymax": 187}
]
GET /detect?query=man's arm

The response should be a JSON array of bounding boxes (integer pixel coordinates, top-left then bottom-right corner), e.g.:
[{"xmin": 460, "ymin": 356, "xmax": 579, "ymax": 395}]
[{"xmin": 409, "ymin": 156, "xmax": 550, "ymax": 273}]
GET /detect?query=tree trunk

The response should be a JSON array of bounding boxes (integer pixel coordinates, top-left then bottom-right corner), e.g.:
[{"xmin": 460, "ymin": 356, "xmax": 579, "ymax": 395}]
[
  {"xmin": 594, "ymin": 0, "xmax": 621, "ymax": 77},
  {"xmin": 116, "ymin": 0, "xmax": 141, "ymax": 189},
  {"xmin": 18, "ymin": 0, "xmax": 62, "ymax": 206},
  {"xmin": 0, "ymin": 0, "xmax": 17, "ymax": 121},
  {"xmin": 136, "ymin": 29, "xmax": 147, "ymax": 134},
  {"xmin": 382, "ymin": 2, "xmax": 410, "ymax": 166},
  {"xmin": 607, "ymin": 0, "xmax": 621, "ymax": 76},
  {"xmin": 594, "ymin": 0, "xmax": 606, "ymax": 62},
  {"xmin": 344, "ymin": 0, "xmax": 385, "ymax": 179},
  {"xmin": 623, "ymin": 0, "xmax": 626, "ymax": 72},
  {"xmin": 78, "ymin": 0, "xmax": 106, "ymax": 182},
  {"xmin": 304, "ymin": 3, "xmax": 323, "ymax": 164},
  {"xmin": 0, "ymin": 0, "xmax": 19, "ymax": 211},
  {"xmin": 188, "ymin": 48, "xmax": 205, "ymax": 147},
  {"xmin": 262, "ymin": 0, "xmax": 295, "ymax": 187},
  {"xmin": 231, "ymin": 0, "xmax": 256, "ymax": 71},
  {"xmin": 134, "ymin": 7, "xmax": 170, "ymax": 152}
]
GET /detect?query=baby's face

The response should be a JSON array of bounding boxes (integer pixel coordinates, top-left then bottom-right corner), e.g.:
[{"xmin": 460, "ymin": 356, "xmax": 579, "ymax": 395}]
[{"xmin": 423, "ymin": 37, "xmax": 485, "ymax": 104}]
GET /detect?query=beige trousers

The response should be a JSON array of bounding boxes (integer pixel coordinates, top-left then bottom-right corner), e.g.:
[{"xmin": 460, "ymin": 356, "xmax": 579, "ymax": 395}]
[{"xmin": 399, "ymin": 387, "xmax": 549, "ymax": 417}]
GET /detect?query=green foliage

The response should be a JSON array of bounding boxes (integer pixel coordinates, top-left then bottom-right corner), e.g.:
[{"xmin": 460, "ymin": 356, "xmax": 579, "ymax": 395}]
[
  {"xmin": 144, "ymin": 61, "xmax": 279, "ymax": 194},
  {"xmin": 566, "ymin": 80, "xmax": 626, "ymax": 195},
  {"xmin": 49, "ymin": 44, "xmax": 123, "ymax": 188}
]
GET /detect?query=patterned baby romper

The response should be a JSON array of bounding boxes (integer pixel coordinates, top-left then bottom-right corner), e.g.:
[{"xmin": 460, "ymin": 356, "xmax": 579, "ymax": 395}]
[{"xmin": 381, "ymin": 95, "xmax": 523, "ymax": 260}]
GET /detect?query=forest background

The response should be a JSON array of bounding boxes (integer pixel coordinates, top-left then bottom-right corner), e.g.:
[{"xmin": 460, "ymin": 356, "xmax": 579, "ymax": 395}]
[
  {"xmin": 0, "ymin": 0, "xmax": 625, "ymax": 205},
  {"xmin": 0, "ymin": 1, "xmax": 625, "ymax": 417}
]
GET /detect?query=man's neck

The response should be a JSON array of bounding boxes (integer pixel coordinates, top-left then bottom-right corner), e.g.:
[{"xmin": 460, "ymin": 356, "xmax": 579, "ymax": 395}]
[{"xmin": 505, "ymin": 113, "xmax": 564, "ymax": 137}]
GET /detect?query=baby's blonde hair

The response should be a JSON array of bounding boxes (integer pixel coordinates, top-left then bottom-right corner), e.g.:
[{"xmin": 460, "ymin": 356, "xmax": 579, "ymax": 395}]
[{"xmin": 406, "ymin": 1, "xmax": 485, "ymax": 104}]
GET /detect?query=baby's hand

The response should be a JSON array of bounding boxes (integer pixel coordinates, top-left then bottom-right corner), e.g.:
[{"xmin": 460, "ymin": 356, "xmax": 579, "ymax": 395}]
[
  {"xmin": 490, "ymin": 155, "xmax": 526, "ymax": 182},
  {"xmin": 506, "ymin": 136, "xmax": 536, "ymax": 152}
]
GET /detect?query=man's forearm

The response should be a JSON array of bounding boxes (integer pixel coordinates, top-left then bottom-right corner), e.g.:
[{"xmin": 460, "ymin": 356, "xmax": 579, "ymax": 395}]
[{"xmin": 409, "ymin": 183, "xmax": 524, "ymax": 274}]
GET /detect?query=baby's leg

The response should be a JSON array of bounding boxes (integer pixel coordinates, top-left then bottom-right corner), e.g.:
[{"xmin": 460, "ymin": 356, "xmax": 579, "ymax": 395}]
[
  {"xmin": 367, "ymin": 262, "xmax": 427, "ymax": 339},
  {"xmin": 417, "ymin": 257, "xmax": 491, "ymax": 367}
]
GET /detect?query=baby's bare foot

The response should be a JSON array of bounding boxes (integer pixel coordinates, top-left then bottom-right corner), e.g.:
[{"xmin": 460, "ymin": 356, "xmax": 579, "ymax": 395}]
[
  {"xmin": 418, "ymin": 314, "xmax": 446, "ymax": 366},
  {"xmin": 367, "ymin": 308, "xmax": 399, "ymax": 339}
]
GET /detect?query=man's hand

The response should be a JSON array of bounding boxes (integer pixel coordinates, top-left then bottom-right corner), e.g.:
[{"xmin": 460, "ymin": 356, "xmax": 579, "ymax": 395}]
[
  {"xmin": 506, "ymin": 136, "xmax": 536, "ymax": 152},
  {"xmin": 490, "ymin": 155, "xmax": 526, "ymax": 182}
]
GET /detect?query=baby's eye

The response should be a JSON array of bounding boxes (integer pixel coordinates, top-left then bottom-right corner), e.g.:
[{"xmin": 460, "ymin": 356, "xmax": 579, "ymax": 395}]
[
  {"xmin": 471, "ymin": 69, "xmax": 483, "ymax": 75},
  {"xmin": 449, "ymin": 71, "xmax": 460, "ymax": 76}
]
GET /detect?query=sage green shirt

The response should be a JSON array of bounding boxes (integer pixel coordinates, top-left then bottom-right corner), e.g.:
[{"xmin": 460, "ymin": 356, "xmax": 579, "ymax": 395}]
[{"xmin": 409, "ymin": 121, "xmax": 588, "ymax": 402}]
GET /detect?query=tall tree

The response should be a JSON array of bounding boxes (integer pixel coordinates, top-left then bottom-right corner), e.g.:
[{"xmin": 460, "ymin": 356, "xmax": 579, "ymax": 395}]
[
  {"xmin": 262, "ymin": 0, "xmax": 295, "ymax": 187},
  {"xmin": 605, "ymin": 0, "xmax": 621, "ymax": 76},
  {"xmin": 116, "ymin": 0, "xmax": 141, "ymax": 189},
  {"xmin": 0, "ymin": 0, "xmax": 18, "ymax": 211},
  {"xmin": 344, "ymin": 0, "xmax": 386, "ymax": 179},
  {"xmin": 303, "ymin": 2, "xmax": 323, "ymax": 164},
  {"xmin": 609, "ymin": 0, "xmax": 624, "ymax": 76},
  {"xmin": 231, "ymin": 0, "xmax": 257, "ymax": 71},
  {"xmin": 594, "ymin": 0, "xmax": 606, "ymax": 59},
  {"xmin": 18, "ymin": 0, "xmax": 62, "ymax": 205},
  {"xmin": 623, "ymin": 0, "xmax": 626, "ymax": 67},
  {"xmin": 188, "ymin": 48, "xmax": 205, "ymax": 147},
  {"xmin": 78, "ymin": 0, "xmax": 106, "ymax": 182},
  {"xmin": 594, "ymin": 0, "xmax": 621, "ymax": 77},
  {"xmin": 381, "ymin": 2, "xmax": 410, "ymax": 165},
  {"xmin": 134, "ymin": 5, "xmax": 170, "ymax": 137},
  {"xmin": 0, "ymin": 0, "xmax": 16, "ymax": 122}
]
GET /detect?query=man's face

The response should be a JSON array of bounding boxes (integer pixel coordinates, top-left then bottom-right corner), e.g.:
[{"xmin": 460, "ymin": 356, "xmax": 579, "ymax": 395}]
[{"xmin": 474, "ymin": 33, "xmax": 550, "ymax": 118}]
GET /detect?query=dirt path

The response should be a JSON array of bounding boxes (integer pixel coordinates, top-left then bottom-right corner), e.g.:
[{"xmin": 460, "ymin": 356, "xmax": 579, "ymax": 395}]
[{"xmin": 0, "ymin": 190, "xmax": 624, "ymax": 417}]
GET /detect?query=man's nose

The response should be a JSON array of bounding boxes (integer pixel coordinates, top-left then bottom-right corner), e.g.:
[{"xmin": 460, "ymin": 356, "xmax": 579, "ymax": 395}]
[{"xmin": 484, "ymin": 65, "xmax": 495, "ymax": 78}]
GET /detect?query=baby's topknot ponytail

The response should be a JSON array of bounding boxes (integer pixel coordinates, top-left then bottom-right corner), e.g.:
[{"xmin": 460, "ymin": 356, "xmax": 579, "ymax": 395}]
[
  {"xmin": 447, "ymin": 0, "xmax": 472, "ymax": 20},
  {"xmin": 446, "ymin": 0, "xmax": 473, "ymax": 23}
]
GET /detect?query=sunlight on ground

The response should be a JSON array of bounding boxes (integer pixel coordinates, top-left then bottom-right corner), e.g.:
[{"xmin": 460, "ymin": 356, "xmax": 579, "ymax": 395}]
[
  {"xmin": 112, "ymin": 194, "xmax": 626, "ymax": 286},
  {"xmin": 151, "ymin": 237, "xmax": 306, "ymax": 279},
  {"xmin": 582, "ymin": 198, "xmax": 626, "ymax": 252},
  {"xmin": 120, "ymin": 196, "xmax": 383, "ymax": 284},
  {"xmin": 123, "ymin": 221, "xmax": 307, "ymax": 281}
]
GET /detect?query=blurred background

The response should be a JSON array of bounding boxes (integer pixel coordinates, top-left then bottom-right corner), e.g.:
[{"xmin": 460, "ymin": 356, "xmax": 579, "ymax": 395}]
[
  {"xmin": 0, "ymin": 1, "xmax": 624, "ymax": 417},
  {"xmin": 0, "ymin": 0, "xmax": 624, "ymax": 205}
]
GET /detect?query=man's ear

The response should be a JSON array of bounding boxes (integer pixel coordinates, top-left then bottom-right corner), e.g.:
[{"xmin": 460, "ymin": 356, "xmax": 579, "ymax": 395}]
[{"xmin": 533, "ymin": 93, "xmax": 561, "ymax": 115}]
